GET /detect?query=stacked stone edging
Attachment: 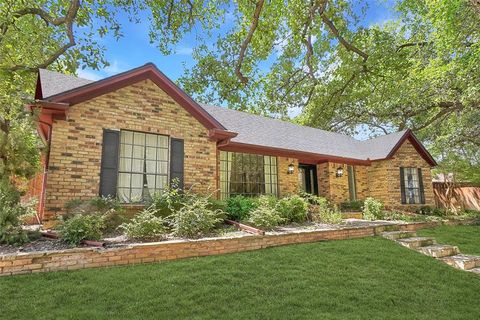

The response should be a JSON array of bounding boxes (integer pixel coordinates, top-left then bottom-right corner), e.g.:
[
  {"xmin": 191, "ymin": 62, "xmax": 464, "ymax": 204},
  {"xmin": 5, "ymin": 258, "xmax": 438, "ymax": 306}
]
[{"xmin": 0, "ymin": 221, "xmax": 457, "ymax": 276}]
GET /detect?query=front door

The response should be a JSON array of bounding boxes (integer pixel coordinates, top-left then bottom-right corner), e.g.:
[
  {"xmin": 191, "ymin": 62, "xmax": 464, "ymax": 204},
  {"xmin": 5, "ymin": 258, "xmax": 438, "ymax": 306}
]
[{"xmin": 298, "ymin": 164, "xmax": 318, "ymax": 195}]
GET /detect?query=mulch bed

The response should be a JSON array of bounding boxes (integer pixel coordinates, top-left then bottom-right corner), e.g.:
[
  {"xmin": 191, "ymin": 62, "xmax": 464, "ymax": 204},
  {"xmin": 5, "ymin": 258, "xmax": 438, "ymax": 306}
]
[{"xmin": 0, "ymin": 237, "xmax": 75, "ymax": 255}]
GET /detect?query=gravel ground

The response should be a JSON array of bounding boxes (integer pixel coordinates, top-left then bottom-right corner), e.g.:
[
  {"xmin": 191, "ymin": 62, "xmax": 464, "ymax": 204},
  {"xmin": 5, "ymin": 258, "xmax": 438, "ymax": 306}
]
[{"xmin": 0, "ymin": 237, "xmax": 73, "ymax": 255}]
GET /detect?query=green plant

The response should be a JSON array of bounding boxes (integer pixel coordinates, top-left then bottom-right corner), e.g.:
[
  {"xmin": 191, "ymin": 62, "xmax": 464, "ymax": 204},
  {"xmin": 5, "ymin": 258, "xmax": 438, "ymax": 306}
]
[
  {"xmin": 102, "ymin": 209, "xmax": 127, "ymax": 234},
  {"xmin": 340, "ymin": 200, "xmax": 364, "ymax": 212},
  {"xmin": 276, "ymin": 195, "xmax": 308, "ymax": 223},
  {"xmin": 120, "ymin": 207, "xmax": 167, "ymax": 241},
  {"xmin": 58, "ymin": 214, "xmax": 105, "ymax": 246},
  {"xmin": 225, "ymin": 196, "xmax": 257, "ymax": 221},
  {"xmin": 309, "ymin": 197, "xmax": 342, "ymax": 224},
  {"xmin": 149, "ymin": 178, "xmax": 188, "ymax": 218},
  {"xmin": 363, "ymin": 197, "xmax": 384, "ymax": 221},
  {"xmin": 0, "ymin": 184, "xmax": 31, "ymax": 245},
  {"xmin": 63, "ymin": 196, "xmax": 124, "ymax": 221},
  {"xmin": 170, "ymin": 196, "xmax": 224, "ymax": 238},
  {"xmin": 247, "ymin": 196, "xmax": 283, "ymax": 229},
  {"xmin": 89, "ymin": 196, "xmax": 122, "ymax": 212}
]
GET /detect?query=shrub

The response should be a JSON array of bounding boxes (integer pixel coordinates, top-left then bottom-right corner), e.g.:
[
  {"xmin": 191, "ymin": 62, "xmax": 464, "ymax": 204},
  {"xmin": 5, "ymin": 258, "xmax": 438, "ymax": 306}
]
[
  {"xmin": 58, "ymin": 214, "xmax": 105, "ymax": 246},
  {"xmin": 170, "ymin": 196, "xmax": 224, "ymax": 238},
  {"xmin": 63, "ymin": 196, "xmax": 126, "ymax": 234},
  {"xmin": 276, "ymin": 195, "xmax": 308, "ymax": 223},
  {"xmin": 120, "ymin": 207, "xmax": 167, "ymax": 241},
  {"xmin": 225, "ymin": 196, "xmax": 257, "ymax": 221},
  {"xmin": 102, "ymin": 209, "xmax": 128, "ymax": 234},
  {"xmin": 363, "ymin": 197, "xmax": 384, "ymax": 220},
  {"xmin": 89, "ymin": 196, "xmax": 122, "ymax": 212},
  {"xmin": 63, "ymin": 196, "xmax": 124, "ymax": 221},
  {"xmin": 247, "ymin": 196, "xmax": 283, "ymax": 229},
  {"xmin": 309, "ymin": 197, "xmax": 342, "ymax": 224},
  {"xmin": 340, "ymin": 200, "xmax": 364, "ymax": 212},
  {"xmin": 0, "ymin": 184, "xmax": 32, "ymax": 245},
  {"xmin": 149, "ymin": 182, "xmax": 185, "ymax": 218}
]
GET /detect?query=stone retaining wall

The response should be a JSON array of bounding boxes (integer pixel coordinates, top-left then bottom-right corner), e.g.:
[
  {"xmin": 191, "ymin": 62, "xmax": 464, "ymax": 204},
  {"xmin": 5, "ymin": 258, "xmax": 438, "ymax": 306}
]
[{"xmin": 0, "ymin": 222, "xmax": 441, "ymax": 276}]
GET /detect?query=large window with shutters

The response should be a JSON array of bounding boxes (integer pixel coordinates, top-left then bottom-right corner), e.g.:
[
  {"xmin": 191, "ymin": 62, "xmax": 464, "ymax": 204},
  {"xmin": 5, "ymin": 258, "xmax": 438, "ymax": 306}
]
[
  {"xmin": 400, "ymin": 167, "xmax": 425, "ymax": 204},
  {"xmin": 117, "ymin": 131, "xmax": 169, "ymax": 203},
  {"xmin": 219, "ymin": 151, "xmax": 278, "ymax": 199}
]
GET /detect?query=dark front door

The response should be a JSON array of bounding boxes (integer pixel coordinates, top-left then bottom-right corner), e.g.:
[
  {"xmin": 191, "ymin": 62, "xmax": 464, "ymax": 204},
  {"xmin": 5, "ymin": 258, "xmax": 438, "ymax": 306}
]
[{"xmin": 298, "ymin": 164, "xmax": 318, "ymax": 195}]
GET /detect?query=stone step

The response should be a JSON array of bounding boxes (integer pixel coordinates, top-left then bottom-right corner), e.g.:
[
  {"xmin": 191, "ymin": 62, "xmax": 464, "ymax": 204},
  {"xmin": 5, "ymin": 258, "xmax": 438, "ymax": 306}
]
[
  {"xmin": 469, "ymin": 267, "xmax": 480, "ymax": 275},
  {"xmin": 417, "ymin": 244, "xmax": 460, "ymax": 258},
  {"xmin": 441, "ymin": 254, "xmax": 480, "ymax": 270},
  {"xmin": 381, "ymin": 231, "xmax": 417, "ymax": 241},
  {"xmin": 374, "ymin": 224, "xmax": 400, "ymax": 235},
  {"xmin": 397, "ymin": 237, "xmax": 435, "ymax": 249}
]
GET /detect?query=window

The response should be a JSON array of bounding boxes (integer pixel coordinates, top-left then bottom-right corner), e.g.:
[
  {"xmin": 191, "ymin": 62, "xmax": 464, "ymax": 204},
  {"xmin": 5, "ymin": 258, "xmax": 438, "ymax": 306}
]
[
  {"xmin": 219, "ymin": 151, "xmax": 278, "ymax": 199},
  {"xmin": 347, "ymin": 165, "xmax": 357, "ymax": 201},
  {"xmin": 117, "ymin": 130, "xmax": 169, "ymax": 203},
  {"xmin": 401, "ymin": 167, "xmax": 425, "ymax": 204}
]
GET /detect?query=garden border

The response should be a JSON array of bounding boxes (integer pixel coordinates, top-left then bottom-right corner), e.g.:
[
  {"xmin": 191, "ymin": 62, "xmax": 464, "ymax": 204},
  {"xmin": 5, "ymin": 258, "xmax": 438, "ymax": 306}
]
[{"xmin": 0, "ymin": 220, "xmax": 466, "ymax": 276}]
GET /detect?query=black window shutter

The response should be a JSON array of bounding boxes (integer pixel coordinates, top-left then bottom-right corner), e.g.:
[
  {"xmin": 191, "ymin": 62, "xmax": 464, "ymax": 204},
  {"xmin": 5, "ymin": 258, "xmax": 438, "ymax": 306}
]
[
  {"xmin": 170, "ymin": 138, "xmax": 184, "ymax": 190},
  {"xmin": 399, "ymin": 167, "xmax": 406, "ymax": 204},
  {"xmin": 99, "ymin": 129, "xmax": 120, "ymax": 197},
  {"xmin": 417, "ymin": 168, "xmax": 425, "ymax": 204}
]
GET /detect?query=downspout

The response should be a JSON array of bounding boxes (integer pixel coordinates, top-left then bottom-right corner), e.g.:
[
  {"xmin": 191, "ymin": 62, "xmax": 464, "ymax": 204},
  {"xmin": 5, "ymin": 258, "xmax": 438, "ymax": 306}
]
[{"xmin": 37, "ymin": 120, "xmax": 52, "ymax": 224}]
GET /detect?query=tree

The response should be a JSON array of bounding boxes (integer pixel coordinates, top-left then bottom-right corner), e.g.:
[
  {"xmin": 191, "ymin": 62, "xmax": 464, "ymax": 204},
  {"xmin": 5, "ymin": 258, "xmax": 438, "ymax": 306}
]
[
  {"xmin": 0, "ymin": 0, "xmax": 224, "ymax": 191},
  {"xmin": 178, "ymin": 0, "xmax": 480, "ymax": 181}
]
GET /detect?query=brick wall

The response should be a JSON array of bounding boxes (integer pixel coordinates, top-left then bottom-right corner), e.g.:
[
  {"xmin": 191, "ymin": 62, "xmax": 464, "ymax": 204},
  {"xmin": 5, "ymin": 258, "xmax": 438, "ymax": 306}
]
[
  {"xmin": 0, "ymin": 221, "xmax": 445, "ymax": 276},
  {"xmin": 368, "ymin": 140, "xmax": 435, "ymax": 210},
  {"xmin": 44, "ymin": 79, "xmax": 217, "ymax": 222},
  {"xmin": 278, "ymin": 157, "xmax": 299, "ymax": 196},
  {"xmin": 316, "ymin": 162, "xmax": 368, "ymax": 204}
]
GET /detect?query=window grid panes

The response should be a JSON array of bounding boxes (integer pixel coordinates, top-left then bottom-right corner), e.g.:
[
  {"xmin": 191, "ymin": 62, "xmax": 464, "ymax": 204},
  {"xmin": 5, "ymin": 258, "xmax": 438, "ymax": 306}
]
[
  {"xmin": 117, "ymin": 130, "xmax": 169, "ymax": 203},
  {"xmin": 403, "ymin": 167, "xmax": 420, "ymax": 204},
  {"xmin": 219, "ymin": 151, "xmax": 278, "ymax": 199}
]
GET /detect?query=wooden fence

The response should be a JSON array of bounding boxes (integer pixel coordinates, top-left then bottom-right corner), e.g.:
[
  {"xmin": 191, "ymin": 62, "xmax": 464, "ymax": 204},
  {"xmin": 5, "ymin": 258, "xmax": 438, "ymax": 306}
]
[{"xmin": 433, "ymin": 182, "xmax": 480, "ymax": 211}]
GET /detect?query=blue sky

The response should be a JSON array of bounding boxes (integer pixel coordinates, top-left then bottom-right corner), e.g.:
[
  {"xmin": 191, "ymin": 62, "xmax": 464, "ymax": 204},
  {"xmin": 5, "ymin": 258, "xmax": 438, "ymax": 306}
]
[{"xmin": 77, "ymin": 1, "xmax": 398, "ymax": 82}]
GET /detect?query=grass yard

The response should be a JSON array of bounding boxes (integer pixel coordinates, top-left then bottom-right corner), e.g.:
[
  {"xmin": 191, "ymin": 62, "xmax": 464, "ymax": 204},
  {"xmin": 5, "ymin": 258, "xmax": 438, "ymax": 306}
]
[
  {"xmin": 418, "ymin": 225, "xmax": 480, "ymax": 255},
  {"xmin": 1, "ymin": 237, "xmax": 479, "ymax": 320}
]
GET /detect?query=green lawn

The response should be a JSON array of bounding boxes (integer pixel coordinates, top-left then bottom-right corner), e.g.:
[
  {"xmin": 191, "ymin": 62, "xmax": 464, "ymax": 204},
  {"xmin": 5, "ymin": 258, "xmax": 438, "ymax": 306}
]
[
  {"xmin": 1, "ymin": 237, "xmax": 479, "ymax": 320},
  {"xmin": 418, "ymin": 225, "xmax": 480, "ymax": 255}
]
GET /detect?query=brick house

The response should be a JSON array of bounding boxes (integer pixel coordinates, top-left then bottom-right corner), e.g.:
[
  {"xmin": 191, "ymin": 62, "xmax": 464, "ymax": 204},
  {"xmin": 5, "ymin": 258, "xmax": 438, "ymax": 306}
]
[{"xmin": 30, "ymin": 63, "xmax": 437, "ymax": 223}]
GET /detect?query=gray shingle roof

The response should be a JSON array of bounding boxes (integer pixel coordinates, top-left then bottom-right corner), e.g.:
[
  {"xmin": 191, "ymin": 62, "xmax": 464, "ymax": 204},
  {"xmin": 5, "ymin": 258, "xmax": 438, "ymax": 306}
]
[
  {"xmin": 37, "ymin": 68, "xmax": 411, "ymax": 162},
  {"xmin": 201, "ymin": 104, "xmax": 408, "ymax": 161},
  {"xmin": 39, "ymin": 69, "xmax": 94, "ymax": 99}
]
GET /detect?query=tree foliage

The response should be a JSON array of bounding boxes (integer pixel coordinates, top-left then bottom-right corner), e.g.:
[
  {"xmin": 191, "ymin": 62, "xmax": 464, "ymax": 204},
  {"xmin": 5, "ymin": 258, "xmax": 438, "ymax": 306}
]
[
  {"xmin": 0, "ymin": 0, "xmax": 222, "ymax": 190},
  {"xmin": 178, "ymin": 0, "xmax": 480, "ymax": 181}
]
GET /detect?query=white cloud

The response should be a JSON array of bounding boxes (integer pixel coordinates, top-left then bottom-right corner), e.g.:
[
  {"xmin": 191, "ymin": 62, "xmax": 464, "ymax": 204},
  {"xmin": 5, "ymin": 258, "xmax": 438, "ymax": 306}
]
[
  {"xmin": 176, "ymin": 47, "xmax": 194, "ymax": 56},
  {"xmin": 104, "ymin": 60, "xmax": 129, "ymax": 75},
  {"xmin": 76, "ymin": 69, "xmax": 102, "ymax": 81}
]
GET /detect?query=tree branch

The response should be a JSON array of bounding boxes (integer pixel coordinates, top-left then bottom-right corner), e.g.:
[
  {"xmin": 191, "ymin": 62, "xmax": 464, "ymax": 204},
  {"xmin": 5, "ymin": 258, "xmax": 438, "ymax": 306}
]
[
  {"xmin": 4, "ymin": 0, "xmax": 80, "ymax": 72},
  {"xmin": 320, "ymin": 11, "xmax": 368, "ymax": 61},
  {"xmin": 235, "ymin": 0, "xmax": 265, "ymax": 85}
]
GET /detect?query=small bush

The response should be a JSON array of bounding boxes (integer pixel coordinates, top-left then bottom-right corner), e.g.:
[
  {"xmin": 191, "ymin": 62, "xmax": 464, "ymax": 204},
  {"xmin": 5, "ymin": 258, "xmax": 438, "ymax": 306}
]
[
  {"xmin": 362, "ymin": 197, "xmax": 384, "ymax": 221},
  {"xmin": 309, "ymin": 197, "xmax": 342, "ymax": 224},
  {"xmin": 225, "ymin": 196, "xmax": 257, "ymax": 221},
  {"xmin": 0, "ymin": 184, "xmax": 33, "ymax": 245},
  {"xmin": 340, "ymin": 200, "xmax": 364, "ymax": 212},
  {"xmin": 247, "ymin": 196, "xmax": 283, "ymax": 229},
  {"xmin": 120, "ymin": 207, "xmax": 167, "ymax": 241},
  {"xmin": 170, "ymin": 196, "xmax": 224, "ymax": 238},
  {"xmin": 102, "ymin": 209, "xmax": 127, "ymax": 234},
  {"xmin": 415, "ymin": 206, "xmax": 447, "ymax": 217},
  {"xmin": 276, "ymin": 195, "xmax": 308, "ymax": 223},
  {"xmin": 58, "ymin": 214, "xmax": 105, "ymax": 246},
  {"xmin": 149, "ymin": 182, "xmax": 185, "ymax": 218},
  {"xmin": 63, "ymin": 196, "xmax": 124, "ymax": 221}
]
